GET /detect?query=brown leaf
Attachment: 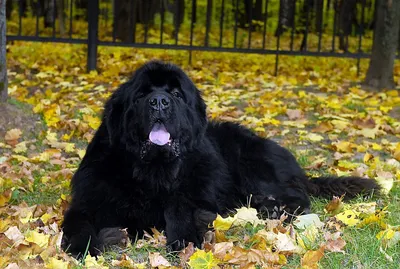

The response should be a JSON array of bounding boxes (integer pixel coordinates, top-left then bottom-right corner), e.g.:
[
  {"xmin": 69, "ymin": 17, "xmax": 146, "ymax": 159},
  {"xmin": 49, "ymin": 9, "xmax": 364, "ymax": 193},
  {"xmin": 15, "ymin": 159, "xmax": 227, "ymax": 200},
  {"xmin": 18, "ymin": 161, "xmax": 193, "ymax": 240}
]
[
  {"xmin": 301, "ymin": 246, "xmax": 325, "ymax": 269},
  {"xmin": 312, "ymin": 122, "xmax": 333, "ymax": 133},
  {"xmin": 324, "ymin": 237, "xmax": 346, "ymax": 253},
  {"xmin": 5, "ymin": 129, "xmax": 23, "ymax": 146},
  {"xmin": 179, "ymin": 242, "xmax": 195, "ymax": 266},
  {"xmin": 353, "ymin": 117, "xmax": 376, "ymax": 129},
  {"xmin": 212, "ymin": 242, "xmax": 234, "ymax": 261},
  {"xmin": 286, "ymin": 109, "xmax": 303, "ymax": 120},
  {"xmin": 324, "ymin": 195, "xmax": 345, "ymax": 215},
  {"xmin": 148, "ymin": 252, "xmax": 171, "ymax": 268}
]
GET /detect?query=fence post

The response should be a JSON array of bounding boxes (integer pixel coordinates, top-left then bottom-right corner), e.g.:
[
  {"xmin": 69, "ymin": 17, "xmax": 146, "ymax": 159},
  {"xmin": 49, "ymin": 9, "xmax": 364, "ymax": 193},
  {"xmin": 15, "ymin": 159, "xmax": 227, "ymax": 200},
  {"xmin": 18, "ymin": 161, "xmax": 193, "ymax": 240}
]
[{"xmin": 87, "ymin": 0, "xmax": 99, "ymax": 72}]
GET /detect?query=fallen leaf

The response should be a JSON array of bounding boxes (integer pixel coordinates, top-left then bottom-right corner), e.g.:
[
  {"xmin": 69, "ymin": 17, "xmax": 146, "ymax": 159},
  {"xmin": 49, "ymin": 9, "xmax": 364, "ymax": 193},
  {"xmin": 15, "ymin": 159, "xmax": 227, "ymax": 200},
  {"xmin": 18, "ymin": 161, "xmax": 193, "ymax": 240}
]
[
  {"xmin": 5, "ymin": 129, "xmax": 22, "ymax": 146},
  {"xmin": 294, "ymin": 214, "xmax": 324, "ymax": 230},
  {"xmin": 300, "ymin": 247, "xmax": 325, "ymax": 269},
  {"xmin": 149, "ymin": 252, "xmax": 171, "ymax": 268},
  {"xmin": 187, "ymin": 249, "xmax": 219, "ymax": 269},
  {"xmin": 324, "ymin": 195, "xmax": 344, "ymax": 215}
]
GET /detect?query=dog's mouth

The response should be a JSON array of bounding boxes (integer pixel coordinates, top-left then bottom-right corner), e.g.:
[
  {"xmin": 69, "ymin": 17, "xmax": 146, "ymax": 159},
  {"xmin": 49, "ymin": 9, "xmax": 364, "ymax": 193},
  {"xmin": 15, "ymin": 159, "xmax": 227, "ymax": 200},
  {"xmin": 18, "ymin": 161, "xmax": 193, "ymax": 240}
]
[{"xmin": 148, "ymin": 121, "xmax": 173, "ymax": 146}]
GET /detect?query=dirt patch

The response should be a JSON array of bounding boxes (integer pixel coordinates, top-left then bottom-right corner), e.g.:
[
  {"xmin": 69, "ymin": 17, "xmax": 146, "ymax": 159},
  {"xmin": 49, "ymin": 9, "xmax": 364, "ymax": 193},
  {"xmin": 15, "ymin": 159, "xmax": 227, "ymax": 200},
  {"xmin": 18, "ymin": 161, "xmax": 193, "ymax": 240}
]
[{"xmin": 0, "ymin": 99, "xmax": 44, "ymax": 141}]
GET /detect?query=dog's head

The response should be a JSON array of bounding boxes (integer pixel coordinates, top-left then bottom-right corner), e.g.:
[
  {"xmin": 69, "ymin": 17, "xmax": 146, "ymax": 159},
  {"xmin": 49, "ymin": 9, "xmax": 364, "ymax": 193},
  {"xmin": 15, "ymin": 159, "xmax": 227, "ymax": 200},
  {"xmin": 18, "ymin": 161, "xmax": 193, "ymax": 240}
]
[{"xmin": 103, "ymin": 61, "xmax": 207, "ymax": 162}]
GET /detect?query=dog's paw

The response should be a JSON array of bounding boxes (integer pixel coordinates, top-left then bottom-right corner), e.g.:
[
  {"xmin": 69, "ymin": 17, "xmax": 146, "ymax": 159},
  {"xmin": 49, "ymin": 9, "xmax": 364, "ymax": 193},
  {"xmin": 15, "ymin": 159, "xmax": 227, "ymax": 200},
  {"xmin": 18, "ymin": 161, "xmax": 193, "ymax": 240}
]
[
  {"xmin": 167, "ymin": 236, "xmax": 200, "ymax": 252},
  {"xmin": 98, "ymin": 227, "xmax": 129, "ymax": 248},
  {"xmin": 61, "ymin": 233, "xmax": 102, "ymax": 258}
]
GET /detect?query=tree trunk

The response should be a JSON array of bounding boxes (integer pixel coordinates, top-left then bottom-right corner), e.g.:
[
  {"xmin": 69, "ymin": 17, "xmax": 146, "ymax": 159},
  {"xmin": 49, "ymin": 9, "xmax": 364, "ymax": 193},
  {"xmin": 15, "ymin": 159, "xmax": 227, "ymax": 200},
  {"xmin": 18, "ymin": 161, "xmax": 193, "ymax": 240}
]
[
  {"xmin": 0, "ymin": 0, "xmax": 7, "ymax": 102},
  {"xmin": 364, "ymin": 0, "xmax": 400, "ymax": 89}
]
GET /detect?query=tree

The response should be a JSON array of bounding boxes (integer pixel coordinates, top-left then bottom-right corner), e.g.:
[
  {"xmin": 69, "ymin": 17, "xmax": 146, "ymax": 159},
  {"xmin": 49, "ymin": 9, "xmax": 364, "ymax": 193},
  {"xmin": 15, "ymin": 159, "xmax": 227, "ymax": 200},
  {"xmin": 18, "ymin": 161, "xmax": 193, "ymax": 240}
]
[
  {"xmin": 0, "ymin": 0, "xmax": 7, "ymax": 102},
  {"xmin": 364, "ymin": 0, "xmax": 400, "ymax": 89}
]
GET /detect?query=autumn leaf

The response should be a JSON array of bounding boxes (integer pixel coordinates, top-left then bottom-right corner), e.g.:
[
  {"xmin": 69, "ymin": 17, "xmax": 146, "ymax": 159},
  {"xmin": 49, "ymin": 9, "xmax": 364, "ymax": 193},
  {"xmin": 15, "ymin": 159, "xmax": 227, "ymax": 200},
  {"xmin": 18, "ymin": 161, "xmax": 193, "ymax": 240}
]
[
  {"xmin": 324, "ymin": 195, "xmax": 344, "ymax": 215},
  {"xmin": 188, "ymin": 250, "xmax": 219, "ymax": 269},
  {"xmin": 300, "ymin": 246, "xmax": 325, "ymax": 269},
  {"xmin": 45, "ymin": 257, "xmax": 70, "ymax": 269},
  {"xmin": 148, "ymin": 252, "xmax": 171, "ymax": 268},
  {"xmin": 25, "ymin": 230, "xmax": 50, "ymax": 248},
  {"xmin": 5, "ymin": 129, "xmax": 22, "ymax": 147},
  {"xmin": 213, "ymin": 214, "xmax": 235, "ymax": 231},
  {"xmin": 335, "ymin": 210, "xmax": 360, "ymax": 226}
]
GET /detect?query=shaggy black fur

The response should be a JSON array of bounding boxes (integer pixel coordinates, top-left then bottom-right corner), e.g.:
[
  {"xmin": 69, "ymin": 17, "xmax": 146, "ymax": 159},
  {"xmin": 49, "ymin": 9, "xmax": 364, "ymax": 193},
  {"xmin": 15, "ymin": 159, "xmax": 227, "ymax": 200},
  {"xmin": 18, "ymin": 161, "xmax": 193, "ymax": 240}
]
[{"xmin": 61, "ymin": 61, "xmax": 379, "ymax": 257}]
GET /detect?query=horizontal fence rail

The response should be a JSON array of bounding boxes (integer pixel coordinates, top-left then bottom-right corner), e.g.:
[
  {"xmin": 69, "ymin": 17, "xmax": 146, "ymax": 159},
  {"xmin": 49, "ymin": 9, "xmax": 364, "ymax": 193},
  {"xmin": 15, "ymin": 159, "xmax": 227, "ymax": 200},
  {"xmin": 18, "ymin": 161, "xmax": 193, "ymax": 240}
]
[{"xmin": 5, "ymin": 0, "xmax": 399, "ymax": 73}]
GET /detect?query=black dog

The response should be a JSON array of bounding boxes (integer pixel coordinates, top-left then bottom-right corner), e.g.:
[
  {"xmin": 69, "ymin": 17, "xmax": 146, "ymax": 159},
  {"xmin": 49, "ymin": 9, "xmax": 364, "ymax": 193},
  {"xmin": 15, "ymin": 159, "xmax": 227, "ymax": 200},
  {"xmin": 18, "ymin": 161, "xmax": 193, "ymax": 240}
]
[{"xmin": 61, "ymin": 61, "xmax": 379, "ymax": 257}]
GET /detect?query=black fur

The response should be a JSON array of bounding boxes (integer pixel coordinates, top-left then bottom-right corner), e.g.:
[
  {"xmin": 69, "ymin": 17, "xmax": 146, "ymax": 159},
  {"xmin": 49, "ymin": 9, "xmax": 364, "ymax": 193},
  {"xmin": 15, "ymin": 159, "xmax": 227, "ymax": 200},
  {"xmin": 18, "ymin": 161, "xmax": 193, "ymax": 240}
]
[{"xmin": 61, "ymin": 61, "xmax": 379, "ymax": 257}]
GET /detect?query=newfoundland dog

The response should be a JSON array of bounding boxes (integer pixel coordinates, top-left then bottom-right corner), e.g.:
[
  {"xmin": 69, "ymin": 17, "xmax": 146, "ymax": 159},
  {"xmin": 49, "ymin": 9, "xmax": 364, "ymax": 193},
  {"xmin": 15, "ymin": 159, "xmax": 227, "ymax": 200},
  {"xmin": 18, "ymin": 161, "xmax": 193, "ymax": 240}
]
[{"xmin": 61, "ymin": 61, "xmax": 379, "ymax": 256}]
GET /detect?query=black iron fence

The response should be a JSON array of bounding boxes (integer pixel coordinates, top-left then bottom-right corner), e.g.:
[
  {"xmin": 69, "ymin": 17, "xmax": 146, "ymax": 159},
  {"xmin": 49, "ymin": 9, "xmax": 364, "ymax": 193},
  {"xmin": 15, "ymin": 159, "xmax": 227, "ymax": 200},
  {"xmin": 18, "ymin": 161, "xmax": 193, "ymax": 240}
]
[{"xmin": 6, "ymin": 0, "xmax": 397, "ymax": 74}]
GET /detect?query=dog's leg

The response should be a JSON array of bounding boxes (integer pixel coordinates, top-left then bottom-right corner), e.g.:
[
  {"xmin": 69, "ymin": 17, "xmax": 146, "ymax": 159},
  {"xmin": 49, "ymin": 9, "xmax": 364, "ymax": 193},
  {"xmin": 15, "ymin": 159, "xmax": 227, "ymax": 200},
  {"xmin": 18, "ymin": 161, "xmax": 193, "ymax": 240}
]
[
  {"xmin": 61, "ymin": 209, "xmax": 102, "ymax": 258},
  {"xmin": 164, "ymin": 196, "xmax": 200, "ymax": 251}
]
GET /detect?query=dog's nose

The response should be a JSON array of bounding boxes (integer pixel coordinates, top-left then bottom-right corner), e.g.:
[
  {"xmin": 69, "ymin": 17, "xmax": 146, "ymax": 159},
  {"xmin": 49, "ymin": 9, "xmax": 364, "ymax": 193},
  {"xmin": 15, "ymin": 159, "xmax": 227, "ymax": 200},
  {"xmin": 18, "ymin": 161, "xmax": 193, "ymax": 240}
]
[{"xmin": 149, "ymin": 94, "xmax": 170, "ymax": 110}]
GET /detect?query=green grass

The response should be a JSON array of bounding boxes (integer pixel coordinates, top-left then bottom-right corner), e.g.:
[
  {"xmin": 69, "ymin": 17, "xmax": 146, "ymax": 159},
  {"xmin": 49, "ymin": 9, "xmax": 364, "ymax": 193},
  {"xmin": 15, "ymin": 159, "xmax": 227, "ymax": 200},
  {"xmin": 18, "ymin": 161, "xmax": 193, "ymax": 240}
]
[{"xmin": 283, "ymin": 184, "xmax": 400, "ymax": 268}]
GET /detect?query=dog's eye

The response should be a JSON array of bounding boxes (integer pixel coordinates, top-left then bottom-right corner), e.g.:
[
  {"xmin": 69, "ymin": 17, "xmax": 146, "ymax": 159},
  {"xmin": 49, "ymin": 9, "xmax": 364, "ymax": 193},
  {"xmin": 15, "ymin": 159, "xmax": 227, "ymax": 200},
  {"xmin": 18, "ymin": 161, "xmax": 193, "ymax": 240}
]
[{"xmin": 171, "ymin": 89, "xmax": 183, "ymax": 99}]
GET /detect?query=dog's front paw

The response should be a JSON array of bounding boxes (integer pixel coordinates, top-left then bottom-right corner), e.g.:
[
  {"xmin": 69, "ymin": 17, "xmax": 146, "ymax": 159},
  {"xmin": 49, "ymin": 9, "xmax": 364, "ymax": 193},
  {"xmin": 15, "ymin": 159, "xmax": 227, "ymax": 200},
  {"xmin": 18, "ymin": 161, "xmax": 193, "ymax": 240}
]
[
  {"xmin": 98, "ymin": 227, "xmax": 129, "ymax": 248},
  {"xmin": 61, "ymin": 233, "xmax": 102, "ymax": 258},
  {"xmin": 167, "ymin": 235, "xmax": 200, "ymax": 252}
]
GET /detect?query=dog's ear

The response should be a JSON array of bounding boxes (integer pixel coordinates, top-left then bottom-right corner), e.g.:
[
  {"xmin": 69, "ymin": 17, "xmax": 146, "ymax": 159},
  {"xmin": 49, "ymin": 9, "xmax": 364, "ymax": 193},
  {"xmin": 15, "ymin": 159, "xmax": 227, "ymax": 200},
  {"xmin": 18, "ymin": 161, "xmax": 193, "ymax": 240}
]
[
  {"xmin": 195, "ymin": 90, "xmax": 207, "ymax": 128},
  {"xmin": 103, "ymin": 88, "xmax": 126, "ymax": 145}
]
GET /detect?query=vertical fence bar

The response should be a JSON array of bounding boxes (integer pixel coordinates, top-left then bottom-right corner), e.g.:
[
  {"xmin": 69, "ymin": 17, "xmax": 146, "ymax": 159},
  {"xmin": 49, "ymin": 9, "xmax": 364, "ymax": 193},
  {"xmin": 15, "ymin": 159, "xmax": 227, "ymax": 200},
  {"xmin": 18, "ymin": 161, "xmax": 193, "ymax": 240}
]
[
  {"xmin": 302, "ymin": 0, "xmax": 310, "ymax": 51},
  {"xmin": 317, "ymin": 0, "xmax": 323, "ymax": 52},
  {"xmin": 262, "ymin": 0, "xmax": 268, "ymax": 49},
  {"xmin": 234, "ymin": 0, "xmax": 238, "ymax": 48},
  {"xmin": 174, "ymin": 1, "xmax": 180, "ymax": 45},
  {"xmin": 36, "ymin": 1, "xmax": 40, "ymax": 36},
  {"xmin": 247, "ymin": 0, "xmax": 252, "ymax": 49},
  {"xmin": 204, "ymin": 0, "xmax": 212, "ymax": 46},
  {"xmin": 290, "ymin": 1, "xmax": 296, "ymax": 51},
  {"xmin": 144, "ymin": 5, "xmax": 149, "ymax": 43},
  {"xmin": 189, "ymin": 0, "xmax": 197, "ymax": 64},
  {"xmin": 160, "ymin": 0, "xmax": 165, "ymax": 44},
  {"xmin": 52, "ymin": 0, "xmax": 56, "ymax": 37},
  {"xmin": 69, "ymin": 0, "xmax": 73, "ymax": 38},
  {"xmin": 331, "ymin": 0, "xmax": 338, "ymax": 52},
  {"xmin": 130, "ymin": 0, "xmax": 136, "ymax": 43},
  {"xmin": 357, "ymin": 0, "xmax": 366, "ymax": 76},
  {"xmin": 219, "ymin": 0, "xmax": 225, "ymax": 47},
  {"xmin": 18, "ymin": 0, "xmax": 22, "ymax": 35},
  {"xmin": 275, "ymin": 1, "xmax": 281, "ymax": 76},
  {"xmin": 87, "ymin": 0, "xmax": 99, "ymax": 71}
]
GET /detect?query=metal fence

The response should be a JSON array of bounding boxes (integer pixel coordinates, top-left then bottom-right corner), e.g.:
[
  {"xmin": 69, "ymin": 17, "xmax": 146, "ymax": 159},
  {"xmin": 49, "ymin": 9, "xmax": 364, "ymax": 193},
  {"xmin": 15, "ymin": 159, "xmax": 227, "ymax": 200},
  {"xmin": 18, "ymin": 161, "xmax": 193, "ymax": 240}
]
[{"xmin": 6, "ymin": 0, "xmax": 396, "ymax": 74}]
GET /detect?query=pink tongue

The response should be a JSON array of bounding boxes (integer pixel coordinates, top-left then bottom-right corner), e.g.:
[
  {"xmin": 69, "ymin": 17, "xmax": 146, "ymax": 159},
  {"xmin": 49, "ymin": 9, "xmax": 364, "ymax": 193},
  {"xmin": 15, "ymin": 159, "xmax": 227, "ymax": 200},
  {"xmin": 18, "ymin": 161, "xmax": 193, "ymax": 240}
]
[{"xmin": 149, "ymin": 123, "xmax": 171, "ymax": 146}]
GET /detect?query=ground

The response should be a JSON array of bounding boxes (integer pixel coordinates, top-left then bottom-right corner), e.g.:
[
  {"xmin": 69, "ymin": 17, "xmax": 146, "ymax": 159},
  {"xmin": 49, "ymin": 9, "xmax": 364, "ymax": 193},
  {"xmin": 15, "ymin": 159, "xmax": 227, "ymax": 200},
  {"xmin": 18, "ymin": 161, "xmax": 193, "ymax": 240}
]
[{"xmin": 0, "ymin": 42, "xmax": 399, "ymax": 269}]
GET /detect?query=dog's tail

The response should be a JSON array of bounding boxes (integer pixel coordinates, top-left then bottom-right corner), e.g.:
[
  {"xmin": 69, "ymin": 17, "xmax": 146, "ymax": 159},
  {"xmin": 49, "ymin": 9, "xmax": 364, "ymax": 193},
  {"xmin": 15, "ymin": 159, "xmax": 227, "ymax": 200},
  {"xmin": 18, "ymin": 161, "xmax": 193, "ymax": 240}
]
[{"xmin": 306, "ymin": 176, "xmax": 380, "ymax": 200}]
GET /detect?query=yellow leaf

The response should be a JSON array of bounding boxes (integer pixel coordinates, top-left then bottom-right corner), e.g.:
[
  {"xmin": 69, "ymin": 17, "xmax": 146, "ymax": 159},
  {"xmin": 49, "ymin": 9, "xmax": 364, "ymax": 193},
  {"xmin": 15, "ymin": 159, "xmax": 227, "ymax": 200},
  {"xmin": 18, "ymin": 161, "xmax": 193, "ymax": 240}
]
[
  {"xmin": 45, "ymin": 257, "xmax": 69, "ymax": 269},
  {"xmin": 301, "ymin": 247, "xmax": 325, "ymax": 269},
  {"xmin": 13, "ymin": 141, "xmax": 27, "ymax": 153},
  {"xmin": 233, "ymin": 207, "xmax": 264, "ymax": 227},
  {"xmin": 0, "ymin": 189, "xmax": 12, "ymax": 207},
  {"xmin": 11, "ymin": 154, "xmax": 29, "ymax": 162},
  {"xmin": 335, "ymin": 210, "xmax": 360, "ymax": 226},
  {"xmin": 188, "ymin": 249, "xmax": 219, "ymax": 269},
  {"xmin": 84, "ymin": 254, "xmax": 108, "ymax": 269},
  {"xmin": 77, "ymin": 149, "xmax": 86, "ymax": 159},
  {"xmin": 83, "ymin": 114, "xmax": 101, "ymax": 130},
  {"xmin": 25, "ymin": 230, "xmax": 50, "ymax": 248},
  {"xmin": 359, "ymin": 128, "xmax": 378, "ymax": 139},
  {"xmin": 213, "ymin": 214, "xmax": 235, "ymax": 231},
  {"xmin": 305, "ymin": 133, "xmax": 324, "ymax": 142},
  {"xmin": 394, "ymin": 143, "xmax": 400, "ymax": 161},
  {"xmin": 334, "ymin": 141, "xmax": 353, "ymax": 153},
  {"xmin": 363, "ymin": 153, "xmax": 374, "ymax": 163},
  {"xmin": 64, "ymin": 143, "xmax": 75, "ymax": 153},
  {"xmin": 46, "ymin": 131, "xmax": 58, "ymax": 143},
  {"xmin": 375, "ymin": 171, "xmax": 394, "ymax": 194}
]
